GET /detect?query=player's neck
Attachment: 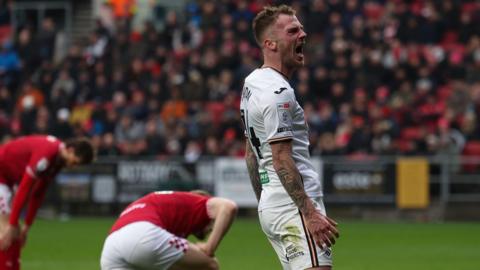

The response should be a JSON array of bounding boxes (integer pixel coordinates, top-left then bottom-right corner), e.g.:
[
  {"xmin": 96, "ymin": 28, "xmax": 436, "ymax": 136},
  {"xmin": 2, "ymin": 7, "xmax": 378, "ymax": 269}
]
[
  {"xmin": 262, "ymin": 50, "xmax": 295, "ymax": 78},
  {"xmin": 57, "ymin": 147, "xmax": 68, "ymax": 166},
  {"xmin": 261, "ymin": 62, "xmax": 291, "ymax": 80}
]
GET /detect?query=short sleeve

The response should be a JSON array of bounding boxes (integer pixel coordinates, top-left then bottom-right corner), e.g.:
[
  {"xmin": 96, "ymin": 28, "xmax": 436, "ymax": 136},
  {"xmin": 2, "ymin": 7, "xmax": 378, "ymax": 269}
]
[{"xmin": 262, "ymin": 87, "xmax": 295, "ymax": 143}]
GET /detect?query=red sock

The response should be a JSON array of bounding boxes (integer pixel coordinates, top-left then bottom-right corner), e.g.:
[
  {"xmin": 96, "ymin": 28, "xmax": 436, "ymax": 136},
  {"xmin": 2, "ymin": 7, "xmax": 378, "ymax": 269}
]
[{"xmin": 0, "ymin": 241, "xmax": 20, "ymax": 270}]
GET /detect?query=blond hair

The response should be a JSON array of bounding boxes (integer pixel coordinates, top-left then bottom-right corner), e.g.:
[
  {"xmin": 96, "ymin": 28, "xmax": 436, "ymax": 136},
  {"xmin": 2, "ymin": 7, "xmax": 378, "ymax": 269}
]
[{"xmin": 252, "ymin": 5, "xmax": 296, "ymax": 46}]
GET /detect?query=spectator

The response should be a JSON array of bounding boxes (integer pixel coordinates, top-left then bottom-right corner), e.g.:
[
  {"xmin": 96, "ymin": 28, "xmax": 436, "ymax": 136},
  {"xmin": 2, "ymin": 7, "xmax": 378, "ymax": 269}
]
[
  {"xmin": 51, "ymin": 108, "xmax": 73, "ymax": 139},
  {"xmin": 114, "ymin": 112, "xmax": 146, "ymax": 155},
  {"xmin": 0, "ymin": 0, "xmax": 478, "ymax": 158},
  {"xmin": 35, "ymin": 18, "xmax": 56, "ymax": 62},
  {"xmin": 0, "ymin": 41, "xmax": 20, "ymax": 87}
]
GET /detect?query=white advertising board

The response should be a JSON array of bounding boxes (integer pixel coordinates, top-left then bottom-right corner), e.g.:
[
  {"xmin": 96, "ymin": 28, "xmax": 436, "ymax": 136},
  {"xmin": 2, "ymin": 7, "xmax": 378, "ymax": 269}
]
[
  {"xmin": 214, "ymin": 157, "xmax": 323, "ymax": 207},
  {"xmin": 214, "ymin": 158, "xmax": 258, "ymax": 207}
]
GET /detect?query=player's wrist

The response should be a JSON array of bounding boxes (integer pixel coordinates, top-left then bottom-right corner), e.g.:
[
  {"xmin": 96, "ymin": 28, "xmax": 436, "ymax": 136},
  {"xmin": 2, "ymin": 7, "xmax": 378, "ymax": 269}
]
[
  {"xmin": 300, "ymin": 201, "xmax": 318, "ymax": 218},
  {"xmin": 205, "ymin": 247, "xmax": 215, "ymax": 257},
  {"xmin": 7, "ymin": 219, "xmax": 19, "ymax": 227},
  {"xmin": 203, "ymin": 242, "xmax": 215, "ymax": 256},
  {"xmin": 5, "ymin": 223, "xmax": 20, "ymax": 236},
  {"xmin": 21, "ymin": 224, "xmax": 30, "ymax": 232}
]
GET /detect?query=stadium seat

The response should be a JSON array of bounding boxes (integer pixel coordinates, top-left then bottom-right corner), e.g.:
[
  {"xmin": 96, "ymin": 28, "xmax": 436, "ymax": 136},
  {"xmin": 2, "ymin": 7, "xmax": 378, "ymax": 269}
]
[
  {"xmin": 206, "ymin": 102, "xmax": 225, "ymax": 126},
  {"xmin": 401, "ymin": 127, "xmax": 422, "ymax": 140},
  {"xmin": 461, "ymin": 141, "xmax": 480, "ymax": 172}
]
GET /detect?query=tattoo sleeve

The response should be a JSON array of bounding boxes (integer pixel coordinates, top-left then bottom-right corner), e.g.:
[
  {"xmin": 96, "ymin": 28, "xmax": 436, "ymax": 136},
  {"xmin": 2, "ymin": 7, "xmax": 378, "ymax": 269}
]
[
  {"xmin": 245, "ymin": 141, "xmax": 262, "ymax": 201},
  {"xmin": 272, "ymin": 141, "xmax": 315, "ymax": 217}
]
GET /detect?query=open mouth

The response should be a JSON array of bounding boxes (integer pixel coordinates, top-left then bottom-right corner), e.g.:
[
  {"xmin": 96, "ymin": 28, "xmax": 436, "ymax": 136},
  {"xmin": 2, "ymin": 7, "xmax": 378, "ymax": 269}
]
[{"xmin": 295, "ymin": 43, "xmax": 304, "ymax": 59}]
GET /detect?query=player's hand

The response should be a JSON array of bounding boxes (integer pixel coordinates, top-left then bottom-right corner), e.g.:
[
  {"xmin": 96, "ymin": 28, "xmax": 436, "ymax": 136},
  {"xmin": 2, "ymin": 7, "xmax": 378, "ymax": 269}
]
[
  {"xmin": 196, "ymin": 242, "xmax": 214, "ymax": 257},
  {"xmin": 0, "ymin": 224, "xmax": 20, "ymax": 251},
  {"xmin": 304, "ymin": 211, "xmax": 339, "ymax": 249},
  {"xmin": 19, "ymin": 225, "xmax": 29, "ymax": 248}
]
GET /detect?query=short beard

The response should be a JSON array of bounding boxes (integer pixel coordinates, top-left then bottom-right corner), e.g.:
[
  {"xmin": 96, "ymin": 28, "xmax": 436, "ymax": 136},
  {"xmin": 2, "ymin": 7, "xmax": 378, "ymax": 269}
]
[{"xmin": 284, "ymin": 56, "xmax": 303, "ymax": 71}]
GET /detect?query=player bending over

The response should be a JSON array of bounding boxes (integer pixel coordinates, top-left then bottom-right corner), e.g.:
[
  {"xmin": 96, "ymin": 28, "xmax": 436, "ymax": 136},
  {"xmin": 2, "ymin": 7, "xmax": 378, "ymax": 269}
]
[
  {"xmin": 100, "ymin": 190, "xmax": 238, "ymax": 270},
  {"xmin": 0, "ymin": 135, "xmax": 95, "ymax": 270}
]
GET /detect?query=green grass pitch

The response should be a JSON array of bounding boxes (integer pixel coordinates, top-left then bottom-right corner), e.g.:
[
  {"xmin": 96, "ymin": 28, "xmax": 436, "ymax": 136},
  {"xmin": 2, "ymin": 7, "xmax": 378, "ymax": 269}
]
[{"xmin": 22, "ymin": 218, "xmax": 480, "ymax": 270}]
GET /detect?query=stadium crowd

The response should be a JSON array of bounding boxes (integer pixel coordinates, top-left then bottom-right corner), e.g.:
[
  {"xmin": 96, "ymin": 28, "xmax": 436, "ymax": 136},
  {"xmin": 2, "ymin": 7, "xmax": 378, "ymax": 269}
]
[{"xmin": 0, "ymin": 0, "xmax": 479, "ymax": 160}]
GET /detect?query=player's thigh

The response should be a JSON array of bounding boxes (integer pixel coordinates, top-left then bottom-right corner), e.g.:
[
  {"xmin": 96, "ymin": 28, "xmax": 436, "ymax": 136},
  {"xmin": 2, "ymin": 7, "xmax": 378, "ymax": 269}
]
[
  {"xmin": 169, "ymin": 243, "xmax": 218, "ymax": 270},
  {"xmin": 261, "ymin": 230, "xmax": 290, "ymax": 270},
  {"xmin": 258, "ymin": 206, "xmax": 292, "ymax": 270},
  {"xmin": 125, "ymin": 222, "xmax": 197, "ymax": 270},
  {"xmin": 259, "ymin": 203, "xmax": 333, "ymax": 270},
  {"xmin": 0, "ymin": 183, "xmax": 12, "ymax": 215},
  {"xmin": 100, "ymin": 232, "xmax": 134, "ymax": 270},
  {"xmin": 0, "ymin": 183, "xmax": 12, "ymax": 230},
  {"xmin": 101, "ymin": 222, "xmax": 181, "ymax": 270}
]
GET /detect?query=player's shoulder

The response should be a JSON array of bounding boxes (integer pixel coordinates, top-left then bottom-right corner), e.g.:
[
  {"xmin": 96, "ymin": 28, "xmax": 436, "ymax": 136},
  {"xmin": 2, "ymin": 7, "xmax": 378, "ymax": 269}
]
[
  {"xmin": 244, "ymin": 68, "xmax": 293, "ymax": 100},
  {"xmin": 21, "ymin": 134, "xmax": 59, "ymax": 142},
  {"xmin": 30, "ymin": 135, "xmax": 63, "ymax": 153},
  {"xmin": 35, "ymin": 135, "xmax": 62, "ymax": 146},
  {"xmin": 8, "ymin": 135, "xmax": 61, "ymax": 148},
  {"xmin": 245, "ymin": 68, "xmax": 288, "ymax": 87}
]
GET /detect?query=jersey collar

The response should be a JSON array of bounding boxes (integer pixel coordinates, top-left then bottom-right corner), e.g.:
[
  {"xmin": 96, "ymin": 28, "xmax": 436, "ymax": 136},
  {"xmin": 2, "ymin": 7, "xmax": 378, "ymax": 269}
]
[{"xmin": 260, "ymin": 66, "xmax": 289, "ymax": 81}]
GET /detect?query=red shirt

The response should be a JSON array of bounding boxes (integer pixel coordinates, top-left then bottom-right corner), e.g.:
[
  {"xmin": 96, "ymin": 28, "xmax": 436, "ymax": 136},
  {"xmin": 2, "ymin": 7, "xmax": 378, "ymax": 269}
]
[
  {"xmin": 0, "ymin": 135, "xmax": 63, "ymax": 186},
  {"xmin": 0, "ymin": 135, "xmax": 64, "ymax": 226},
  {"xmin": 110, "ymin": 191, "xmax": 212, "ymax": 237}
]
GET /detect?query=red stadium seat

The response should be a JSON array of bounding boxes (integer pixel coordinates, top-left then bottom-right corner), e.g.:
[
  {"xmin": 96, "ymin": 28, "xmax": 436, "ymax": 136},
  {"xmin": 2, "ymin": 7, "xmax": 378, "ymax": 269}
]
[
  {"xmin": 206, "ymin": 102, "xmax": 225, "ymax": 126},
  {"xmin": 462, "ymin": 141, "xmax": 480, "ymax": 156},
  {"xmin": 462, "ymin": 141, "xmax": 480, "ymax": 172},
  {"xmin": 401, "ymin": 127, "xmax": 422, "ymax": 140},
  {"xmin": 436, "ymin": 86, "xmax": 452, "ymax": 101},
  {"xmin": 0, "ymin": 26, "xmax": 12, "ymax": 44},
  {"xmin": 394, "ymin": 139, "xmax": 414, "ymax": 153}
]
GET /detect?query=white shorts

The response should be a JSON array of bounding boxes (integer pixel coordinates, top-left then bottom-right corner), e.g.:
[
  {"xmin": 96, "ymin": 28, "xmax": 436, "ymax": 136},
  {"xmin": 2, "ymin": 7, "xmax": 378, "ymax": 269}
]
[
  {"xmin": 0, "ymin": 183, "xmax": 13, "ymax": 215},
  {"xmin": 258, "ymin": 197, "xmax": 333, "ymax": 270},
  {"xmin": 100, "ymin": 221, "xmax": 189, "ymax": 270}
]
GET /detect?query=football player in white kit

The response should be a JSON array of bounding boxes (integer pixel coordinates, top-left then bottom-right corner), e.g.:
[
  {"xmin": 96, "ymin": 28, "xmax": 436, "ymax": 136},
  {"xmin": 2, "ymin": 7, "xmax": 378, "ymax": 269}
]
[{"xmin": 240, "ymin": 5, "xmax": 339, "ymax": 270}]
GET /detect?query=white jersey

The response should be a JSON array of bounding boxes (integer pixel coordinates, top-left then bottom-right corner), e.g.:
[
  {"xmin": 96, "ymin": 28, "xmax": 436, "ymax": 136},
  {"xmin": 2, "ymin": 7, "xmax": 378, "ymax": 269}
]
[{"xmin": 240, "ymin": 67, "xmax": 323, "ymax": 210}]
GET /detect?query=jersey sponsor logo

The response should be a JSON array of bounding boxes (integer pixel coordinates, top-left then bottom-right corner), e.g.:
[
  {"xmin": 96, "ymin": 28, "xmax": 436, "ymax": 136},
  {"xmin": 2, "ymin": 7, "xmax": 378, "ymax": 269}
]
[
  {"xmin": 277, "ymin": 127, "xmax": 293, "ymax": 132},
  {"xmin": 259, "ymin": 170, "xmax": 270, "ymax": 184},
  {"xmin": 35, "ymin": 158, "xmax": 49, "ymax": 173},
  {"xmin": 285, "ymin": 243, "xmax": 305, "ymax": 261},
  {"xmin": 274, "ymin": 87, "xmax": 288, "ymax": 94},
  {"xmin": 282, "ymin": 225, "xmax": 305, "ymax": 261},
  {"xmin": 120, "ymin": 203, "xmax": 146, "ymax": 216},
  {"xmin": 154, "ymin": 191, "xmax": 174, "ymax": 195}
]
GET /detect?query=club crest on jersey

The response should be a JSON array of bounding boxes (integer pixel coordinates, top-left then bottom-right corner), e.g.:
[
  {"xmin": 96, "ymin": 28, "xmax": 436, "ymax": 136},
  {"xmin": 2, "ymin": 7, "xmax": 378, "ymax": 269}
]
[
  {"xmin": 276, "ymin": 102, "xmax": 293, "ymax": 131},
  {"xmin": 323, "ymin": 247, "xmax": 332, "ymax": 258},
  {"xmin": 35, "ymin": 158, "xmax": 49, "ymax": 173}
]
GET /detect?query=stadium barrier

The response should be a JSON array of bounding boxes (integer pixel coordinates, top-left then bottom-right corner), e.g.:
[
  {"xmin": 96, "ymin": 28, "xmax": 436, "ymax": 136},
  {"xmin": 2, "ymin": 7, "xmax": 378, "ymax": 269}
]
[{"xmin": 49, "ymin": 155, "xmax": 480, "ymax": 216}]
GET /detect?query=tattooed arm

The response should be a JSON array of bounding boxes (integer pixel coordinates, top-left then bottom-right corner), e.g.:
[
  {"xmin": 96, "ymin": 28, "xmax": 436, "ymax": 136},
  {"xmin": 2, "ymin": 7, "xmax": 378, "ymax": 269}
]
[
  {"xmin": 245, "ymin": 141, "xmax": 262, "ymax": 202},
  {"xmin": 270, "ymin": 139, "xmax": 316, "ymax": 216},
  {"xmin": 270, "ymin": 139, "xmax": 339, "ymax": 248}
]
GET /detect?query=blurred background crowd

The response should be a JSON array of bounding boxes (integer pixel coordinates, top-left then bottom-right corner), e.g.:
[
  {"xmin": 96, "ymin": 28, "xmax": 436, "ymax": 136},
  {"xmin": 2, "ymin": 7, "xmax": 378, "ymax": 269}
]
[{"xmin": 0, "ymin": 0, "xmax": 479, "ymax": 161}]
